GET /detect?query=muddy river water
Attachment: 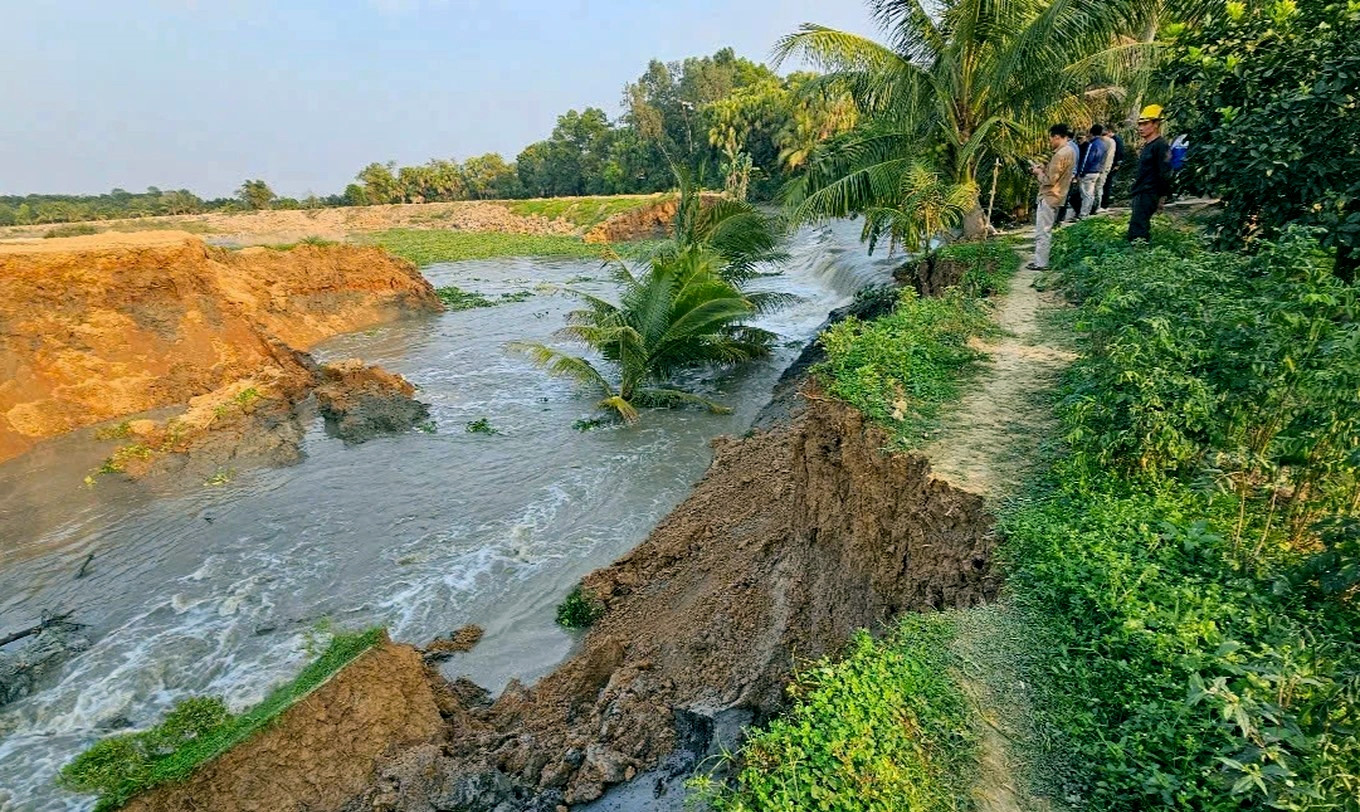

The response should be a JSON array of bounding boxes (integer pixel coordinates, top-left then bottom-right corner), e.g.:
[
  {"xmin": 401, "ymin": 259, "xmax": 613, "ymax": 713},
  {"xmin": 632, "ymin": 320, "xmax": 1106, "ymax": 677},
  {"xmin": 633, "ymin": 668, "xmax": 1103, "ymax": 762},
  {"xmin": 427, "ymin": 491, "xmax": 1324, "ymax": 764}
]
[{"xmin": 0, "ymin": 221, "xmax": 893, "ymax": 810}]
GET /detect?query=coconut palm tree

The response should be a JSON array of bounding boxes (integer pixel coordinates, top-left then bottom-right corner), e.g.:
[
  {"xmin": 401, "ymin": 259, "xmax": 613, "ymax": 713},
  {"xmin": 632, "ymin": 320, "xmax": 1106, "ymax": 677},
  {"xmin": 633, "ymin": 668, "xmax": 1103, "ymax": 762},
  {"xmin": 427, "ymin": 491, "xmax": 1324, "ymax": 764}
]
[
  {"xmin": 510, "ymin": 246, "xmax": 784, "ymax": 422},
  {"xmin": 776, "ymin": 0, "xmax": 1148, "ymax": 245}
]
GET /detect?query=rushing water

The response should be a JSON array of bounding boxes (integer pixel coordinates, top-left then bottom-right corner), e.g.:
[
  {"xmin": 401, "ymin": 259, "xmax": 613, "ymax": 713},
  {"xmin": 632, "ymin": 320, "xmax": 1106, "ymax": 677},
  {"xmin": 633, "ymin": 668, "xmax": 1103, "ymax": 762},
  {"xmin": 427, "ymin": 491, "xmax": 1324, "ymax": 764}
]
[{"xmin": 0, "ymin": 221, "xmax": 894, "ymax": 810}]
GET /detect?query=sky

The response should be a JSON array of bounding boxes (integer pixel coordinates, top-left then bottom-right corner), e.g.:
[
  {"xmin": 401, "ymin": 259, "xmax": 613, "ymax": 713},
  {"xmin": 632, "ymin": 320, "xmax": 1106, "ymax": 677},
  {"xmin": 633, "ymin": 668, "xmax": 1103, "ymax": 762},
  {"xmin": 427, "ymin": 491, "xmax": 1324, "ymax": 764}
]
[{"xmin": 0, "ymin": 1, "xmax": 879, "ymax": 199}]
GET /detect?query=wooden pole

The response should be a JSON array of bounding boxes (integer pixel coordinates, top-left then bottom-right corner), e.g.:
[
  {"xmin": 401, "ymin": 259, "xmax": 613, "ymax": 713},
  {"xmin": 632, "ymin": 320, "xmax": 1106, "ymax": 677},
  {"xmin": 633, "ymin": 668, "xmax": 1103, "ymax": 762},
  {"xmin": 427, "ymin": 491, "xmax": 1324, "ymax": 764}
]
[{"xmin": 985, "ymin": 158, "xmax": 1001, "ymax": 237}]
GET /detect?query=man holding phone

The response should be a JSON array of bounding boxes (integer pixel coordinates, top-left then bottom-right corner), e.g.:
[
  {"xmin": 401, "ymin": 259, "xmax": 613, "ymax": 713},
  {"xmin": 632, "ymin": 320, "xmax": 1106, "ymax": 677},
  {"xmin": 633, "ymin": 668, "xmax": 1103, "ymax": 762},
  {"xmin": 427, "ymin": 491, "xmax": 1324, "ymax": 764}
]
[{"xmin": 1028, "ymin": 124, "xmax": 1076, "ymax": 270}]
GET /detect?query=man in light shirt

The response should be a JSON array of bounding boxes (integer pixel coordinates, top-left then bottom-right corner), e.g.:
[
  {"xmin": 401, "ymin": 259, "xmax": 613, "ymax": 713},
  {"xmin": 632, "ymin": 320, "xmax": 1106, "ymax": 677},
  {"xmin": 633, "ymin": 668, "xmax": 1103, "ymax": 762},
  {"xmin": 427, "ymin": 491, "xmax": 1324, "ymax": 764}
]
[{"xmin": 1028, "ymin": 124, "xmax": 1076, "ymax": 270}]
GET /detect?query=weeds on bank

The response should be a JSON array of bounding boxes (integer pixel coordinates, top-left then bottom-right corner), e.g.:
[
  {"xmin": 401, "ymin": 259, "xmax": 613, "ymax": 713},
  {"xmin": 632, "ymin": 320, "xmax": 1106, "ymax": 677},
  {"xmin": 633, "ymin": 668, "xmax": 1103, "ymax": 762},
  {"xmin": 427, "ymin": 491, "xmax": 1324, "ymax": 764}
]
[
  {"xmin": 503, "ymin": 194, "xmax": 670, "ymax": 229},
  {"xmin": 555, "ymin": 585, "xmax": 604, "ymax": 628},
  {"xmin": 692, "ymin": 614, "xmax": 976, "ymax": 811},
  {"xmin": 815, "ymin": 287, "xmax": 994, "ymax": 448},
  {"xmin": 44, "ymin": 223, "xmax": 100, "ymax": 238},
  {"xmin": 58, "ymin": 628, "xmax": 384, "ymax": 811},
  {"xmin": 1001, "ymin": 217, "xmax": 1360, "ymax": 811}
]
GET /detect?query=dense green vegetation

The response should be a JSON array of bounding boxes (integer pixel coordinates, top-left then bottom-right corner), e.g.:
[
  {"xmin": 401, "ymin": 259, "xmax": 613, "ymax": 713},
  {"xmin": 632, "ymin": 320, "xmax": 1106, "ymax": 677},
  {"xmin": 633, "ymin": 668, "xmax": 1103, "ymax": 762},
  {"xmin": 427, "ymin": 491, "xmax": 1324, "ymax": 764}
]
[
  {"xmin": 694, "ymin": 616, "xmax": 976, "ymax": 812},
  {"xmin": 59, "ymin": 628, "xmax": 384, "ymax": 811},
  {"xmin": 1003, "ymin": 218, "xmax": 1360, "ymax": 811},
  {"xmin": 816, "ymin": 288, "xmax": 993, "ymax": 446},
  {"xmin": 368, "ymin": 230, "xmax": 607, "ymax": 266},
  {"xmin": 1167, "ymin": 0, "xmax": 1360, "ymax": 279}
]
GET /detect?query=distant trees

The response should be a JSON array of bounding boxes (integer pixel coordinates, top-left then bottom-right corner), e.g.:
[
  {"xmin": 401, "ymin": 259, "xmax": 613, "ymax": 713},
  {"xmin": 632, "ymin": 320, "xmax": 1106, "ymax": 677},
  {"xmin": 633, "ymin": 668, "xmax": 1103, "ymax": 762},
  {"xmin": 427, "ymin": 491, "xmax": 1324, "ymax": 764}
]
[
  {"xmin": 237, "ymin": 179, "xmax": 275, "ymax": 211},
  {"xmin": 2, "ymin": 46, "xmax": 865, "ymax": 226}
]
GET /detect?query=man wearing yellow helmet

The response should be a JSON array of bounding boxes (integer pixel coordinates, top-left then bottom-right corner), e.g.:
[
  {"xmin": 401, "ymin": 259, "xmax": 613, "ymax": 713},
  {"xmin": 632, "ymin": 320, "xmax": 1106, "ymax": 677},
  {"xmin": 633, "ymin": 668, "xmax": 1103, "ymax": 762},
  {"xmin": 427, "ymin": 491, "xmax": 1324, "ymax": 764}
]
[{"xmin": 1128, "ymin": 104, "xmax": 1172, "ymax": 241}]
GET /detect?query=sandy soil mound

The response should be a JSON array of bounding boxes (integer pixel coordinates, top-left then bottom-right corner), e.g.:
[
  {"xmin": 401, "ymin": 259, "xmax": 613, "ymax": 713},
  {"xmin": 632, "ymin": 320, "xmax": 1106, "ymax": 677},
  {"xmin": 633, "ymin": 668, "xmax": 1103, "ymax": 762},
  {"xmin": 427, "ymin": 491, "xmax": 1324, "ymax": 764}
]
[
  {"xmin": 0, "ymin": 202, "xmax": 582, "ymax": 247},
  {"xmin": 123, "ymin": 639, "xmax": 446, "ymax": 812},
  {"xmin": 0, "ymin": 234, "xmax": 440, "ymax": 464},
  {"xmin": 356, "ymin": 394, "xmax": 996, "ymax": 811}
]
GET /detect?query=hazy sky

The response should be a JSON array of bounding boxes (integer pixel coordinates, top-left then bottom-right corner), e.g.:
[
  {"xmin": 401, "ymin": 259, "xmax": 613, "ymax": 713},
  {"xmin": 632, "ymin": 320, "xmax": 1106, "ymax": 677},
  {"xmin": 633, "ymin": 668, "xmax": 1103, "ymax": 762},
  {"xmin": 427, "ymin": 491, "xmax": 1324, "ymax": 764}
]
[{"xmin": 0, "ymin": 1, "xmax": 878, "ymax": 199}]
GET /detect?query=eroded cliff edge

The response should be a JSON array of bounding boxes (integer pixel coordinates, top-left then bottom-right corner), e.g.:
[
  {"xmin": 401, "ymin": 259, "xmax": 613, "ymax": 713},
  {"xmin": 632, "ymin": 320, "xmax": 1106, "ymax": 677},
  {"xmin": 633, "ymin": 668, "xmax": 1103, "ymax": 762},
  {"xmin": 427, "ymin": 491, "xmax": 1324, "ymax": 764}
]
[{"xmin": 0, "ymin": 231, "xmax": 441, "ymax": 464}]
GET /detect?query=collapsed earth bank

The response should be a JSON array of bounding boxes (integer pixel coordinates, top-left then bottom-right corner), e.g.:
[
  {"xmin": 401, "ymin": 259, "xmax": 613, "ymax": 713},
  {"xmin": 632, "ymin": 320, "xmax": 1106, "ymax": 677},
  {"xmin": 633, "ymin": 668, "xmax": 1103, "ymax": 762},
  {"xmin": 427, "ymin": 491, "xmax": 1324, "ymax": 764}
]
[
  {"xmin": 124, "ymin": 395, "xmax": 996, "ymax": 811},
  {"xmin": 0, "ymin": 231, "xmax": 442, "ymax": 465}
]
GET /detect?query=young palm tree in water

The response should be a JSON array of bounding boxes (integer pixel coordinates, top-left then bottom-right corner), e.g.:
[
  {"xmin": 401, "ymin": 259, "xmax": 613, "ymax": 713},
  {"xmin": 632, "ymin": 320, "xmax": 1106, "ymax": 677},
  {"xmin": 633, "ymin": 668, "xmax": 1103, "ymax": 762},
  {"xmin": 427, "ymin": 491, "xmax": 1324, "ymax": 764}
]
[{"xmin": 511, "ymin": 182, "xmax": 789, "ymax": 422}]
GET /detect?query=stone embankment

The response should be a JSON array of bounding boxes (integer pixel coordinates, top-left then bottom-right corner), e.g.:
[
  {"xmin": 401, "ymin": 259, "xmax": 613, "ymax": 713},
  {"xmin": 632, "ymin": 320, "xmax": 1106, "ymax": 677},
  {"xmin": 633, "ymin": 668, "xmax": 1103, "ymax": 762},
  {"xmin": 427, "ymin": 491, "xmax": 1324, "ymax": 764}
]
[{"xmin": 0, "ymin": 231, "xmax": 441, "ymax": 466}]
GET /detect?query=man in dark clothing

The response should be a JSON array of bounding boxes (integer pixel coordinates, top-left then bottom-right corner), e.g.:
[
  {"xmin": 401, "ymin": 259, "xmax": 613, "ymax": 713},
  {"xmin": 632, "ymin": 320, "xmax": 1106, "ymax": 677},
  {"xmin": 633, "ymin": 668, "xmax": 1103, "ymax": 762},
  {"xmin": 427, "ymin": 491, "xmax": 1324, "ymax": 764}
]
[
  {"xmin": 1127, "ymin": 105, "xmax": 1172, "ymax": 241},
  {"xmin": 1099, "ymin": 129, "xmax": 1124, "ymax": 211}
]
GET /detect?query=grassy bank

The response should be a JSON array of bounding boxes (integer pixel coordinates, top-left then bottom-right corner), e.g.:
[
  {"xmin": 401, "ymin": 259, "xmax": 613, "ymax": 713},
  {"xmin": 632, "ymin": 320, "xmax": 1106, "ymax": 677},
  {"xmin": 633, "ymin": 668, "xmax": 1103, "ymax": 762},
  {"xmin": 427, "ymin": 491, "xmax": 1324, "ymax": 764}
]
[
  {"xmin": 59, "ymin": 628, "xmax": 384, "ymax": 811},
  {"xmin": 694, "ymin": 615, "xmax": 977, "ymax": 811},
  {"xmin": 1002, "ymin": 218, "xmax": 1360, "ymax": 810},
  {"xmin": 502, "ymin": 193, "xmax": 671, "ymax": 230},
  {"xmin": 367, "ymin": 229, "xmax": 610, "ymax": 266}
]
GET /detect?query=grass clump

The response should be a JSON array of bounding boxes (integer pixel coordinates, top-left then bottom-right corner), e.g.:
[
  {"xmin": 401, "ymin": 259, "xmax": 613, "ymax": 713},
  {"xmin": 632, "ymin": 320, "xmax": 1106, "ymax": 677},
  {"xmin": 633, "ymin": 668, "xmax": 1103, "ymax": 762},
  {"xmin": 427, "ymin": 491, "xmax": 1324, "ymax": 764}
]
[
  {"xmin": 464, "ymin": 418, "xmax": 502, "ymax": 435},
  {"xmin": 434, "ymin": 286, "xmax": 536, "ymax": 311},
  {"xmin": 369, "ymin": 229, "xmax": 607, "ymax": 266},
  {"xmin": 1000, "ymin": 218, "xmax": 1360, "ymax": 811},
  {"xmin": 58, "ymin": 628, "xmax": 384, "ymax": 811},
  {"xmin": 94, "ymin": 421, "xmax": 133, "ymax": 441},
  {"xmin": 693, "ymin": 614, "xmax": 975, "ymax": 811},
  {"xmin": 44, "ymin": 223, "xmax": 101, "ymax": 238},
  {"xmin": 815, "ymin": 287, "xmax": 994, "ymax": 446},
  {"xmin": 555, "ymin": 585, "xmax": 604, "ymax": 629},
  {"xmin": 98, "ymin": 443, "xmax": 154, "ymax": 474}
]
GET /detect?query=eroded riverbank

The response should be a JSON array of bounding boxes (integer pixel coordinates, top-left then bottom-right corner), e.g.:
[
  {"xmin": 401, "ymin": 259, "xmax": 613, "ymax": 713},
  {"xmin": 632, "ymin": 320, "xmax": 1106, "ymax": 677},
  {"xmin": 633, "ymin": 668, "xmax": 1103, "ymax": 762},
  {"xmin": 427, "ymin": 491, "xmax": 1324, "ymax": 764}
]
[{"xmin": 0, "ymin": 221, "xmax": 893, "ymax": 810}]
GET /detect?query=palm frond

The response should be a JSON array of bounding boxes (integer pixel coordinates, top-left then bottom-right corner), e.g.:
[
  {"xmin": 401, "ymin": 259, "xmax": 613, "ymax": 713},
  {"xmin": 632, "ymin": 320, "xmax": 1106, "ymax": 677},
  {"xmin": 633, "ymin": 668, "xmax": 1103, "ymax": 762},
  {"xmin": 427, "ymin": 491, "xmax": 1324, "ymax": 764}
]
[{"xmin": 505, "ymin": 342, "xmax": 615, "ymax": 398}]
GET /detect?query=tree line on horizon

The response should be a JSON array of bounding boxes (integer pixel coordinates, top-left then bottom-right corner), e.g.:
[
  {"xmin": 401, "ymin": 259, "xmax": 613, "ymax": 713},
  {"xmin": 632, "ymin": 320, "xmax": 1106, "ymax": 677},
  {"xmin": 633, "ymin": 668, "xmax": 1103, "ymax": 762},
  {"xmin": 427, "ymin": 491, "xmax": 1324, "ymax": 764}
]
[{"xmin": 0, "ymin": 47, "xmax": 857, "ymax": 228}]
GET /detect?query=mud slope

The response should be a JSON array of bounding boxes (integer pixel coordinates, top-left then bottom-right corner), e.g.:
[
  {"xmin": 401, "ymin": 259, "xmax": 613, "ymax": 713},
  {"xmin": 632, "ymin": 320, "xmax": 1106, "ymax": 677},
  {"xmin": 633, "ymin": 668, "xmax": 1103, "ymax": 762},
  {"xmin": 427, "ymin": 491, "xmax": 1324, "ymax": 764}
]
[
  {"xmin": 124, "ymin": 639, "xmax": 446, "ymax": 812},
  {"xmin": 360, "ymin": 394, "xmax": 996, "ymax": 811},
  {"xmin": 0, "ymin": 231, "xmax": 440, "ymax": 462}
]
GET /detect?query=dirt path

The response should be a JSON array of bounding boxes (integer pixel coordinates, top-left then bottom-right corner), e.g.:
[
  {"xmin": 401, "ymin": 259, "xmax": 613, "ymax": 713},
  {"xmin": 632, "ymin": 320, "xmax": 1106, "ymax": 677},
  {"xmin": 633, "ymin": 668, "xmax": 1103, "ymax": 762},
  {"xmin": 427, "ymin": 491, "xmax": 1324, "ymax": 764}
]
[
  {"xmin": 919, "ymin": 231, "xmax": 1078, "ymax": 812},
  {"xmin": 921, "ymin": 233, "xmax": 1074, "ymax": 500}
]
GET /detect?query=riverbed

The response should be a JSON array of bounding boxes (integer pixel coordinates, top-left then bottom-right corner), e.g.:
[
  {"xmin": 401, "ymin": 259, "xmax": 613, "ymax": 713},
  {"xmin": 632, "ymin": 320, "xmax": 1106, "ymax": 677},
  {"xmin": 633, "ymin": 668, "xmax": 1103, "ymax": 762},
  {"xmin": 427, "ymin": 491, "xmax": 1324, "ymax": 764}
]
[{"xmin": 0, "ymin": 221, "xmax": 894, "ymax": 810}]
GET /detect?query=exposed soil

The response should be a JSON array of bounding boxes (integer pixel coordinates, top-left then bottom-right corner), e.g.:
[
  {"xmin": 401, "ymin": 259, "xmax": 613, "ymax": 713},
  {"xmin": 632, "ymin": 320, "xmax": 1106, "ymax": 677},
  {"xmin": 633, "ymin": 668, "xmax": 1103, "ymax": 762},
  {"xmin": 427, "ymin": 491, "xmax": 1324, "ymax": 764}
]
[
  {"xmin": 123, "ymin": 639, "xmax": 447, "ymax": 812},
  {"xmin": 0, "ymin": 232, "xmax": 440, "ymax": 465},
  {"xmin": 423, "ymin": 625, "xmax": 486, "ymax": 662},
  {"xmin": 351, "ymin": 394, "xmax": 997, "ymax": 811},
  {"xmin": 582, "ymin": 194, "xmax": 720, "ymax": 244},
  {"xmin": 103, "ymin": 357, "xmax": 429, "ymax": 481}
]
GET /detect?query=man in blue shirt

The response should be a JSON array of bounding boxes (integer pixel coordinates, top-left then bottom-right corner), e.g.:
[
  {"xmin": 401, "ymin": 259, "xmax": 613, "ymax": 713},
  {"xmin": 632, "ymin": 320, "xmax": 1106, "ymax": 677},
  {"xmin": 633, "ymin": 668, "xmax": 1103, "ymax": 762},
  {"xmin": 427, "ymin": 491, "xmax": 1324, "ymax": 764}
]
[{"xmin": 1078, "ymin": 126, "xmax": 1108, "ymax": 217}]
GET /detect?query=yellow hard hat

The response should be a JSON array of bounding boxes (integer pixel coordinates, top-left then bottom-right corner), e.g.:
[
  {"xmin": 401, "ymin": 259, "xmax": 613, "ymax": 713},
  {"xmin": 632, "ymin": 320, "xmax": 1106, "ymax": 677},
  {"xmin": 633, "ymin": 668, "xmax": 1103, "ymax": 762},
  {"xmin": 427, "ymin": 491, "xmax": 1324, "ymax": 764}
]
[{"xmin": 1138, "ymin": 104, "xmax": 1164, "ymax": 122}]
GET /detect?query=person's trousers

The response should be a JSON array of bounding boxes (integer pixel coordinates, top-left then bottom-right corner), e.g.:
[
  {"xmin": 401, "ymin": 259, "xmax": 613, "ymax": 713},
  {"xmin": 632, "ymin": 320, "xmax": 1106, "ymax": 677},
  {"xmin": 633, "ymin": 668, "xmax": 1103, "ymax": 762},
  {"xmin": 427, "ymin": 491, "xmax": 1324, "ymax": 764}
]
[
  {"xmin": 1080, "ymin": 175, "xmax": 1102, "ymax": 217},
  {"xmin": 1060, "ymin": 182, "xmax": 1082, "ymax": 222},
  {"xmin": 1034, "ymin": 198, "xmax": 1057, "ymax": 267},
  {"xmin": 1101, "ymin": 169, "xmax": 1118, "ymax": 210},
  {"xmin": 1128, "ymin": 192, "xmax": 1158, "ymax": 241}
]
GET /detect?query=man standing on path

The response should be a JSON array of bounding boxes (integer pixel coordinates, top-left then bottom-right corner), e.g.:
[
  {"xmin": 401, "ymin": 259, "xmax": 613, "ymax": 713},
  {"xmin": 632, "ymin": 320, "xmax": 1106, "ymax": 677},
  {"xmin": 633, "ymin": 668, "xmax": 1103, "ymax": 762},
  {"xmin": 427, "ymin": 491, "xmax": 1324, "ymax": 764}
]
[
  {"xmin": 1090, "ymin": 125, "xmax": 1116, "ymax": 213},
  {"xmin": 1027, "ymin": 124, "xmax": 1076, "ymax": 270},
  {"xmin": 1128, "ymin": 105, "xmax": 1172, "ymax": 241},
  {"xmin": 1078, "ymin": 125, "xmax": 1109, "ymax": 217}
]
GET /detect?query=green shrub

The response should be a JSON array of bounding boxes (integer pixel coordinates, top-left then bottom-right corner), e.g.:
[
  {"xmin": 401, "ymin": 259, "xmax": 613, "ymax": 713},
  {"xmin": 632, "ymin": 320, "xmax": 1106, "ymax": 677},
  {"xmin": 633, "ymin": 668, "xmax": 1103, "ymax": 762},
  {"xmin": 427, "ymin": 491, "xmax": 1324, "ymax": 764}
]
[
  {"xmin": 815, "ymin": 287, "xmax": 993, "ymax": 446},
  {"xmin": 935, "ymin": 239, "xmax": 1022, "ymax": 297},
  {"xmin": 555, "ymin": 585, "xmax": 604, "ymax": 628},
  {"xmin": 58, "ymin": 628, "xmax": 384, "ymax": 810},
  {"xmin": 693, "ymin": 614, "xmax": 975, "ymax": 811},
  {"xmin": 1004, "ymin": 221, "xmax": 1360, "ymax": 811}
]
